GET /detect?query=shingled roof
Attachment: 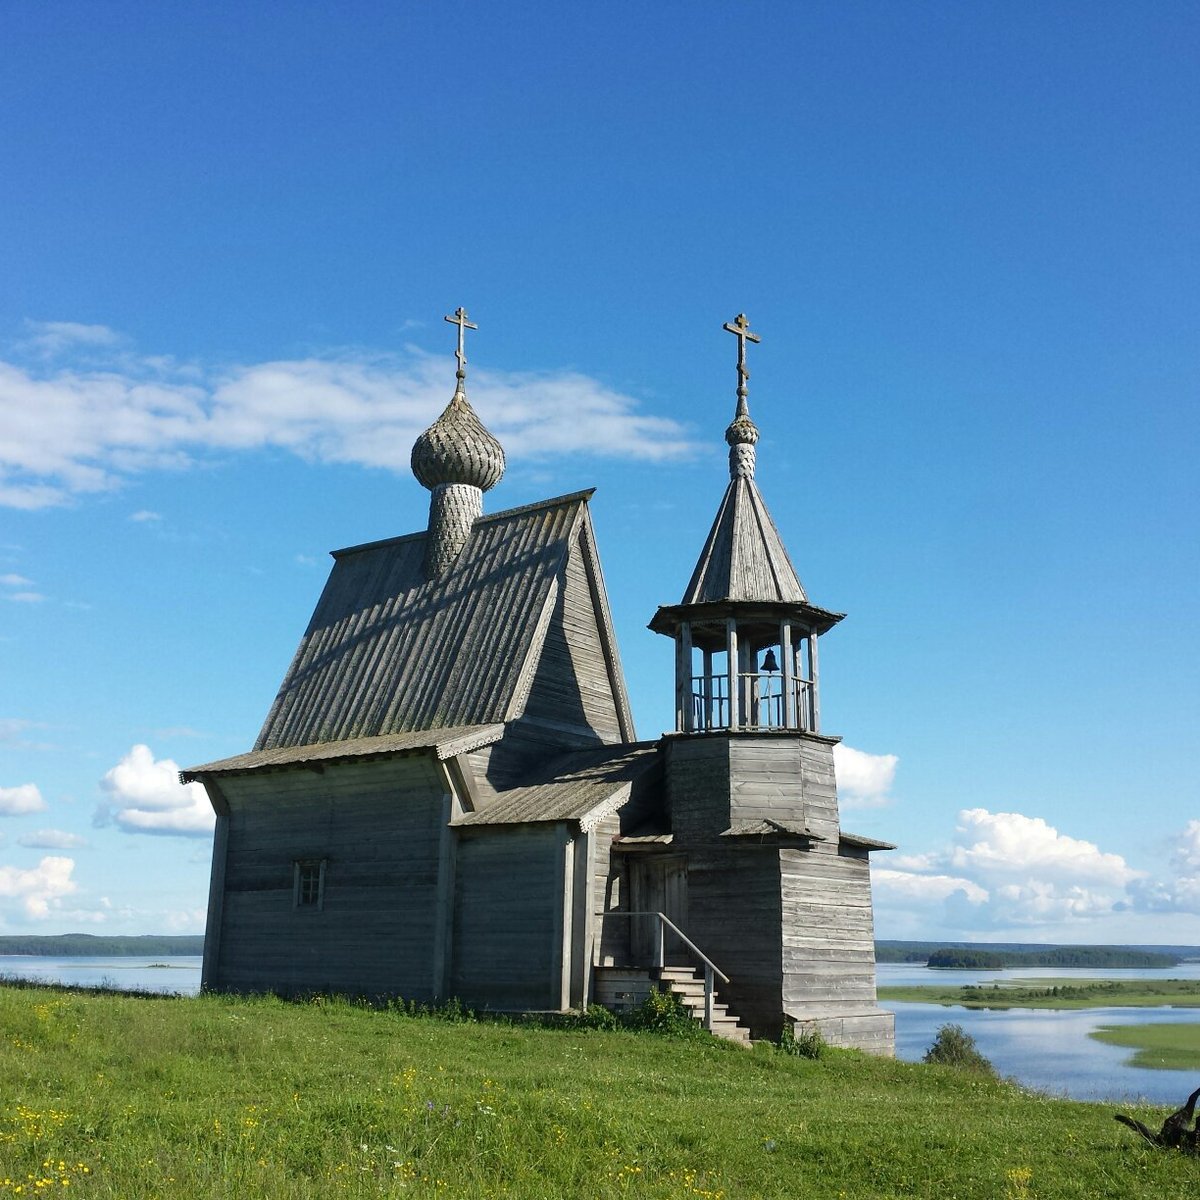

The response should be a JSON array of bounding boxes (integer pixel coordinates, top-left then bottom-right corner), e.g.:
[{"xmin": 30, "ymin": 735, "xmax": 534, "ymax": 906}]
[
  {"xmin": 681, "ymin": 475, "xmax": 807, "ymax": 605},
  {"xmin": 454, "ymin": 742, "xmax": 662, "ymax": 829},
  {"xmin": 253, "ymin": 490, "xmax": 632, "ymax": 750}
]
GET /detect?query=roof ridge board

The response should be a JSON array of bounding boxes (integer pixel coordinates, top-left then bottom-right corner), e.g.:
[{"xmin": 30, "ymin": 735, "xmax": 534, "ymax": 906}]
[
  {"xmin": 508, "ymin": 535, "xmax": 581, "ymax": 712},
  {"xmin": 330, "ymin": 489, "xmax": 596, "ymax": 560},
  {"xmin": 454, "ymin": 505, "xmax": 569, "ymax": 723},
  {"xmin": 507, "ymin": 575, "xmax": 563, "ymax": 721},
  {"xmin": 575, "ymin": 510, "xmax": 637, "ymax": 741}
]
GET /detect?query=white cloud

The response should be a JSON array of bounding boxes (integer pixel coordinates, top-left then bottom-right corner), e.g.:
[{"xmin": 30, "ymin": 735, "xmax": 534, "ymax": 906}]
[
  {"xmin": 0, "ymin": 783, "xmax": 46, "ymax": 815},
  {"xmin": 149, "ymin": 725, "xmax": 206, "ymax": 739},
  {"xmin": 874, "ymin": 807, "xmax": 1144, "ymax": 935},
  {"xmin": 834, "ymin": 744, "xmax": 898, "ymax": 809},
  {"xmin": 98, "ymin": 744, "xmax": 214, "ymax": 838},
  {"xmin": 4, "ymin": 591, "xmax": 45, "ymax": 603},
  {"xmin": 1126, "ymin": 820, "xmax": 1200, "ymax": 915},
  {"xmin": 0, "ymin": 331, "xmax": 700, "ymax": 509},
  {"xmin": 129, "ymin": 509, "xmax": 161, "ymax": 522},
  {"xmin": 0, "ymin": 856, "xmax": 78, "ymax": 919},
  {"xmin": 947, "ymin": 808, "xmax": 1139, "ymax": 887},
  {"xmin": 0, "ymin": 718, "xmax": 43, "ymax": 746},
  {"xmin": 0, "ymin": 573, "xmax": 32, "ymax": 586},
  {"xmin": 872, "ymin": 867, "xmax": 988, "ymax": 905},
  {"xmin": 18, "ymin": 321, "xmax": 122, "ymax": 357},
  {"xmin": 17, "ymin": 829, "xmax": 87, "ymax": 850},
  {"xmin": 1175, "ymin": 820, "xmax": 1200, "ymax": 871},
  {"xmin": 163, "ymin": 907, "xmax": 207, "ymax": 932}
]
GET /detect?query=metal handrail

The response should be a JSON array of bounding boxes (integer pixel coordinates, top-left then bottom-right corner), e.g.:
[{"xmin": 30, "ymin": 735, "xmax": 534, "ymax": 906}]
[{"xmin": 600, "ymin": 910, "xmax": 729, "ymax": 1030}]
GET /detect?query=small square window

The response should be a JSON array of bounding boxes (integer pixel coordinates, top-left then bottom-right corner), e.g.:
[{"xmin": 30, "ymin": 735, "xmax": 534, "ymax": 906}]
[{"xmin": 294, "ymin": 859, "xmax": 325, "ymax": 910}]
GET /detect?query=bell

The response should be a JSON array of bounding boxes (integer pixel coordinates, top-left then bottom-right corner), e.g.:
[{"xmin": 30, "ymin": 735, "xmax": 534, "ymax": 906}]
[{"xmin": 760, "ymin": 649, "xmax": 780, "ymax": 673}]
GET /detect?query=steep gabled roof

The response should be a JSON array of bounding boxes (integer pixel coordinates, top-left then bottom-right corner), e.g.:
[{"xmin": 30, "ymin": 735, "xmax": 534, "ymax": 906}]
[
  {"xmin": 680, "ymin": 476, "xmax": 806, "ymax": 605},
  {"xmin": 254, "ymin": 490, "xmax": 631, "ymax": 750}
]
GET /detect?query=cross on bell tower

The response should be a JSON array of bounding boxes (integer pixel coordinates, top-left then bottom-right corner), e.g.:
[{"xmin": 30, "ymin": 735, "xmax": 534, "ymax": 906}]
[
  {"xmin": 723, "ymin": 312, "xmax": 760, "ymax": 415},
  {"xmin": 444, "ymin": 306, "xmax": 478, "ymax": 388},
  {"xmin": 649, "ymin": 312, "xmax": 844, "ymax": 737}
]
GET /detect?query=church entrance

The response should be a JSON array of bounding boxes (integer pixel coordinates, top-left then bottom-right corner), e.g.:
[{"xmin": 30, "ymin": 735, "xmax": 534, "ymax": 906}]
[{"xmin": 628, "ymin": 854, "xmax": 689, "ymax": 966}]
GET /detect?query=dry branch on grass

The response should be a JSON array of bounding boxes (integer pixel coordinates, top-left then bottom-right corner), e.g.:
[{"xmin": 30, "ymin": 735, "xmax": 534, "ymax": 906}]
[{"xmin": 1115, "ymin": 1085, "xmax": 1200, "ymax": 1153}]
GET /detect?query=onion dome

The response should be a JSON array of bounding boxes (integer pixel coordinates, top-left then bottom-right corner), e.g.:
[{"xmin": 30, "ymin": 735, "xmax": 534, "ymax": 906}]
[
  {"xmin": 411, "ymin": 389, "xmax": 506, "ymax": 493},
  {"xmin": 725, "ymin": 397, "xmax": 759, "ymax": 480}
]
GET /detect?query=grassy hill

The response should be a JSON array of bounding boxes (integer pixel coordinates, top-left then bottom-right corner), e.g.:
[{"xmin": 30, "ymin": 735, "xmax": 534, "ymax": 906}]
[{"xmin": 1, "ymin": 985, "xmax": 1197, "ymax": 1198}]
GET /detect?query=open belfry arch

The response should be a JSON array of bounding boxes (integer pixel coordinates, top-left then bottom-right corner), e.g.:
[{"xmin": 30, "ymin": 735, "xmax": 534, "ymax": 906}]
[{"xmin": 184, "ymin": 309, "xmax": 894, "ymax": 1053}]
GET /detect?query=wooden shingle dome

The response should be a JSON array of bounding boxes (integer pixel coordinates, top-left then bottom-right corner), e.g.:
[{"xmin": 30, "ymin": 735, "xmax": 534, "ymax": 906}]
[
  {"xmin": 412, "ymin": 307, "xmax": 507, "ymax": 578},
  {"xmin": 411, "ymin": 391, "xmax": 505, "ymax": 492}
]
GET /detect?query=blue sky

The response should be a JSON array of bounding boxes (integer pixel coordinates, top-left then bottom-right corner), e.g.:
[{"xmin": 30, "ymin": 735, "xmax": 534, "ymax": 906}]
[{"xmin": 1, "ymin": 3, "xmax": 1197, "ymax": 944}]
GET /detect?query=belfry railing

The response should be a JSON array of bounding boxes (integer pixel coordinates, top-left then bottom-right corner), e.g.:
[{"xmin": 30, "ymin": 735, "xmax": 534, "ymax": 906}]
[{"xmin": 690, "ymin": 673, "xmax": 813, "ymax": 732}]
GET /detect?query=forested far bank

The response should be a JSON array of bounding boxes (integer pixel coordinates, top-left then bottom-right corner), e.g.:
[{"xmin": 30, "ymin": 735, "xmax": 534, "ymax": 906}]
[
  {"xmin": 5, "ymin": 935, "xmax": 1200, "ymax": 965},
  {"xmin": 0, "ymin": 934, "xmax": 205, "ymax": 956},
  {"xmin": 876, "ymin": 942, "xmax": 1196, "ymax": 969}
]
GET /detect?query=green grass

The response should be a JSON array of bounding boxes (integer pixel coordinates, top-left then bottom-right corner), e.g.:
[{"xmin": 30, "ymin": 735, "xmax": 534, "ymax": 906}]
[
  {"xmin": 1, "ymin": 985, "xmax": 1198, "ymax": 1199},
  {"xmin": 1090, "ymin": 1023, "xmax": 1200, "ymax": 1071},
  {"xmin": 877, "ymin": 978, "xmax": 1200, "ymax": 1010}
]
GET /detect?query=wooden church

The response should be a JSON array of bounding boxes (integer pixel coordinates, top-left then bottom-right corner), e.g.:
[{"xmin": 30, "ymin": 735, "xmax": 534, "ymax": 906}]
[{"xmin": 184, "ymin": 310, "xmax": 895, "ymax": 1054}]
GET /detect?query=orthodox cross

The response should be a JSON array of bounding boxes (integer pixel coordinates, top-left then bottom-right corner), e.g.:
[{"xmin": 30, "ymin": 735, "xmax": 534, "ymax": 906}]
[
  {"xmin": 723, "ymin": 313, "xmax": 760, "ymax": 408},
  {"xmin": 444, "ymin": 307, "xmax": 478, "ymax": 382}
]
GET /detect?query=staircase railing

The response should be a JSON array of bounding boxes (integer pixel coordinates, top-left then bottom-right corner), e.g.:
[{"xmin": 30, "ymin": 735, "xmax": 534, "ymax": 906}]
[{"xmin": 599, "ymin": 910, "xmax": 729, "ymax": 1031}]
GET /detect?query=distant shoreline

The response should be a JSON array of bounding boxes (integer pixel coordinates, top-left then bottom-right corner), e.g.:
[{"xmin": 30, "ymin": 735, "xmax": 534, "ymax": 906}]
[
  {"xmin": 877, "ymin": 977, "xmax": 1200, "ymax": 1010},
  {"xmin": 876, "ymin": 940, "xmax": 1200, "ymax": 970},
  {"xmin": 6, "ymin": 934, "xmax": 1200, "ymax": 963},
  {"xmin": 0, "ymin": 935, "xmax": 204, "ymax": 957}
]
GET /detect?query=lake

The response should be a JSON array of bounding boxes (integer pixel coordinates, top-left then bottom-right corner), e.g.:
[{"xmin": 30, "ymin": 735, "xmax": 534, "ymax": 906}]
[
  {"xmin": 3, "ymin": 955, "xmax": 1197, "ymax": 1104},
  {"xmin": 0, "ymin": 954, "xmax": 203, "ymax": 995},
  {"xmin": 878, "ymin": 961, "xmax": 1200, "ymax": 1104}
]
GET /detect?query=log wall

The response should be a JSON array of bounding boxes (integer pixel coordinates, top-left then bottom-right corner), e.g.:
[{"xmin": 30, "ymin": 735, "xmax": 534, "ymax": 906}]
[
  {"xmin": 450, "ymin": 823, "xmax": 564, "ymax": 1010},
  {"xmin": 209, "ymin": 755, "xmax": 445, "ymax": 998}
]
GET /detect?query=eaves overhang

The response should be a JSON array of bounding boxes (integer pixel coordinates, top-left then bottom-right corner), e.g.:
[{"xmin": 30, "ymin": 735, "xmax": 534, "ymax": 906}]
[
  {"xmin": 648, "ymin": 599, "xmax": 845, "ymax": 640},
  {"xmin": 181, "ymin": 724, "xmax": 505, "ymax": 783}
]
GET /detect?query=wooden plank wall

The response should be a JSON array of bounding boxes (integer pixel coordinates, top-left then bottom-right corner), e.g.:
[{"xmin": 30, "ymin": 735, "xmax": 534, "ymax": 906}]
[
  {"xmin": 684, "ymin": 848, "xmax": 784, "ymax": 1038},
  {"xmin": 450, "ymin": 824, "xmax": 562, "ymax": 1010},
  {"xmin": 213, "ymin": 756, "xmax": 445, "ymax": 998},
  {"xmin": 591, "ymin": 813, "xmax": 630, "ymax": 967},
  {"xmin": 664, "ymin": 736, "xmax": 730, "ymax": 840},
  {"xmin": 727, "ymin": 736, "xmax": 840, "ymax": 842},
  {"xmin": 779, "ymin": 846, "xmax": 892, "ymax": 1051}
]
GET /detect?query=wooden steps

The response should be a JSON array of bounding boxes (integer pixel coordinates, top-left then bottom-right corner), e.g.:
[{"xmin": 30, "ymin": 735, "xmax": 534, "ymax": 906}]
[{"xmin": 593, "ymin": 965, "xmax": 752, "ymax": 1047}]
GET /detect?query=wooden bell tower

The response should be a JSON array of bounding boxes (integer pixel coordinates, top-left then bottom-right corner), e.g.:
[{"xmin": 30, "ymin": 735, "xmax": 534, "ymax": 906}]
[{"xmin": 646, "ymin": 314, "xmax": 895, "ymax": 1052}]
